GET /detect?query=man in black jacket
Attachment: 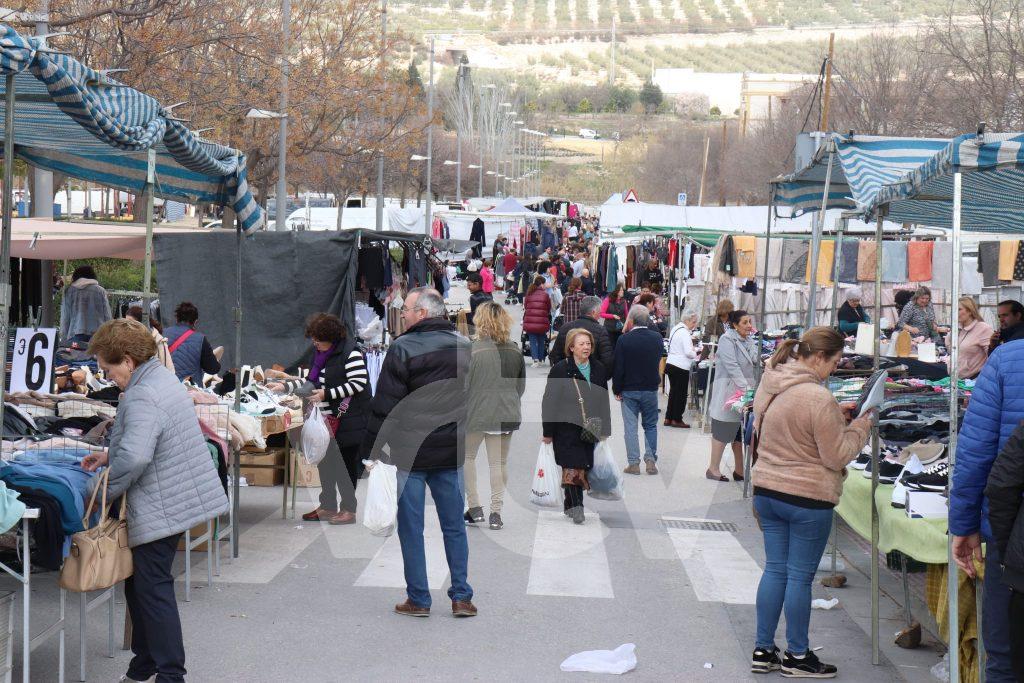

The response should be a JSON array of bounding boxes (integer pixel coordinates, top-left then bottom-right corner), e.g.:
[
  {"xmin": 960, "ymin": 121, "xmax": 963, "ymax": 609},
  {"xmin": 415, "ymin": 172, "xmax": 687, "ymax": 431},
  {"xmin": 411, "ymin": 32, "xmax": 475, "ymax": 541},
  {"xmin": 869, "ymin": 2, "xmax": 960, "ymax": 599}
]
[
  {"xmin": 613, "ymin": 305, "xmax": 665, "ymax": 476},
  {"xmin": 548, "ymin": 296, "xmax": 614, "ymax": 371},
  {"xmin": 361, "ymin": 287, "xmax": 477, "ymax": 619},
  {"xmin": 991, "ymin": 300, "xmax": 1024, "ymax": 352},
  {"xmin": 985, "ymin": 421, "xmax": 1024, "ymax": 682},
  {"xmin": 465, "ymin": 273, "xmax": 492, "ymax": 328}
]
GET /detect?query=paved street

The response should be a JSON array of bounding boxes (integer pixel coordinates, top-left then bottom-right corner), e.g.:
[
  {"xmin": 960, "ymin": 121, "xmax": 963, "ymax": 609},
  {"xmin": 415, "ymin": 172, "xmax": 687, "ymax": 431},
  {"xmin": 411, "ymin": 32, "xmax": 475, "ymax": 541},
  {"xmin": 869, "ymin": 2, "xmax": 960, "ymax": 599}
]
[{"xmin": 24, "ymin": 288, "xmax": 948, "ymax": 682}]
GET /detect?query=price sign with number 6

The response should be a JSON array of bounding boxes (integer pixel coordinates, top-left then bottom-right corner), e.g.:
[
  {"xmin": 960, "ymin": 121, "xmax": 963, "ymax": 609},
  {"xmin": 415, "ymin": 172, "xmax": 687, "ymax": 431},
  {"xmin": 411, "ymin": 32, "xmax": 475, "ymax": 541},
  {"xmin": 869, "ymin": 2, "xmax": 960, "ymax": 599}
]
[{"xmin": 10, "ymin": 328, "xmax": 56, "ymax": 393}]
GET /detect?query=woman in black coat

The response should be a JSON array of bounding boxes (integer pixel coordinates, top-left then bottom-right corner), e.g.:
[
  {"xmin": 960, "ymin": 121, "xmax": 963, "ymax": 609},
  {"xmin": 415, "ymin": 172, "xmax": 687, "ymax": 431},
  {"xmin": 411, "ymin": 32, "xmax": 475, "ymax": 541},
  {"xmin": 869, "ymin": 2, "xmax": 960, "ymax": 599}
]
[
  {"xmin": 541, "ymin": 327, "xmax": 612, "ymax": 524},
  {"xmin": 269, "ymin": 313, "xmax": 370, "ymax": 525}
]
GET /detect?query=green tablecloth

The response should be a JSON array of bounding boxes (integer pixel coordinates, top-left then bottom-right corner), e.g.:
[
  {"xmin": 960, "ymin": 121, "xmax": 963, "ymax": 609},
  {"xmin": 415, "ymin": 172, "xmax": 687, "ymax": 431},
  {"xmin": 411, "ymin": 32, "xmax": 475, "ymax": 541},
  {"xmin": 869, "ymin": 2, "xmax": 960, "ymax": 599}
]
[{"xmin": 835, "ymin": 471, "xmax": 949, "ymax": 565}]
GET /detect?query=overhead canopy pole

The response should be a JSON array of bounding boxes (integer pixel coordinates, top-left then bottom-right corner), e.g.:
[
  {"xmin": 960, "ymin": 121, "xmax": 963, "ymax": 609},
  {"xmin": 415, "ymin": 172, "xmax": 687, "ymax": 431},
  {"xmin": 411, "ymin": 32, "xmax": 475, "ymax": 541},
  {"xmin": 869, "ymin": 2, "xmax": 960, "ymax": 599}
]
[
  {"xmin": 0, "ymin": 75, "xmax": 14, "ymax": 444},
  {"xmin": 828, "ymin": 217, "xmax": 846, "ymax": 327},
  {"xmin": 947, "ymin": 171, "xmax": 963, "ymax": 683},
  {"xmin": 142, "ymin": 149, "xmax": 155, "ymax": 330},
  {"xmin": 871, "ymin": 209, "xmax": 883, "ymax": 666},
  {"xmin": 806, "ymin": 143, "xmax": 834, "ymax": 330}
]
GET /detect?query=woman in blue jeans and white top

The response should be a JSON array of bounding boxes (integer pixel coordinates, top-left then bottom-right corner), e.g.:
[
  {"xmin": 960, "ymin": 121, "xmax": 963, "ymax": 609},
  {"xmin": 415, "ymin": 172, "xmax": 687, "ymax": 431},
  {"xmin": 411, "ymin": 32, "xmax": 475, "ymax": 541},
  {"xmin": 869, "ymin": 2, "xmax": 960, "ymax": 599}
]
[{"xmin": 750, "ymin": 327, "xmax": 875, "ymax": 678}]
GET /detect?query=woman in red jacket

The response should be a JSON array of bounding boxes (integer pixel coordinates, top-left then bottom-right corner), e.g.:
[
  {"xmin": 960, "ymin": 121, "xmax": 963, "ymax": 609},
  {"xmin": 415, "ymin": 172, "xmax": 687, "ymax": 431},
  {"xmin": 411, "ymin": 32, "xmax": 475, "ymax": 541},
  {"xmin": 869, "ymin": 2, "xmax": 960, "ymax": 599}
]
[{"xmin": 522, "ymin": 276, "xmax": 552, "ymax": 367}]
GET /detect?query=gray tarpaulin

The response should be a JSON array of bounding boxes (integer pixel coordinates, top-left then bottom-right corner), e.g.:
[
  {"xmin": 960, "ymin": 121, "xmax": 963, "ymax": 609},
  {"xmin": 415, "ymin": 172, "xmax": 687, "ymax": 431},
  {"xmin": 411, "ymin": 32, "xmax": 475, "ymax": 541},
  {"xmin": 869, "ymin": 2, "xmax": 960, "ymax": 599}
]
[{"xmin": 154, "ymin": 231, "xmax": 359, "ymax": 369}]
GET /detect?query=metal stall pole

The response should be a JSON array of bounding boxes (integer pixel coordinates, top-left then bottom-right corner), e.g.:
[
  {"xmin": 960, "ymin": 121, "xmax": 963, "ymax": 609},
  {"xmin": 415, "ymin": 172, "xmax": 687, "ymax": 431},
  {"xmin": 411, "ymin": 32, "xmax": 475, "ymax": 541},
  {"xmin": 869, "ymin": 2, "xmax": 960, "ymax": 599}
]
[
  {"xmin": 947, "ymin": 171, "xmax": 963, "ymax": 683},
  {"xmin": 871, "ymin": 210, "xmax": 883, "ymax": 665},
  {"xmin": 142, "ymin": 149, "xmax": 155, "ymax": 328},
  {"xmin": 805, "ymin": 146, "xmax": 834, "ymax": 330},
  {"xmin": 0, "ymin": 75, "xmax": 13, "ymax": 463},
  {"xmin": 231, "ymin": 217, "xmax": 243, "ymax": 557},
  {"xmin": 745, "ymin": 196, "xmax": 776, "ymax": 498},
  {"xmin": 826, "ymin": 216, "xmax": 847, "ymax": 581}
]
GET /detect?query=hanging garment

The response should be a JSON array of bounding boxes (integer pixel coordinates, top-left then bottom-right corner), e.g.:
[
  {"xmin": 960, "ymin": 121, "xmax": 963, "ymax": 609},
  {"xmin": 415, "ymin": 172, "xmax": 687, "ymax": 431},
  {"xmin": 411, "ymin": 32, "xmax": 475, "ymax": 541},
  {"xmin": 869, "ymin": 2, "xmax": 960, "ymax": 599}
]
[
  {"xmin": 719, "ymin": 236, "xmax": 737, "ymax": 275},
  {"xmin": 978, "ymin": 241, "xmax": 1003, "ymax": 287},
  {"xmin": 857, "ymin": 240, "xmax": 879, "ymax": 282},
  {"xmin": 804, "ymin": 239, "xmax": 835, "ymax": 286},
  {"xmin": 907, "ymin": 241, "xmax": 934, "ymax": 282},
  {"xmin": 780, "ymin": 239, "xmax": 809, "ymax": 284},
  {"xmin": 763, "ymin": 239, "xmax": 783, "ymax": 279},
  {"xmin": 999, "ymin": 240, "xmax": 1020, "ymax": 281},
  {"xmin": 733, "ymin": 235, "xmax": 757, "ymax": 279},
  {"xmin": 962, "ymin": 257, "xmax": 982, "ymax": 295},
  {"xmin": 881, "ymin": 241, "xmax": 908, "ymax": 283},
  {"xmin": 931, "ymin": 241, "xmax": 952, "ymax": 291},
  {"xmin": 1014, "ymin": 240, "xmax": 1024, "ymax": 280},
  {"xmin": 470, "ymin": 218, "xmax": 486, "ymax": 258},
  {"xmin": 837, "ymin": 238, "xmax": 859, "ymax": 284},
  {"xmin": 754, "ymin": 238, "xmax": 767, "ymax": 277}
]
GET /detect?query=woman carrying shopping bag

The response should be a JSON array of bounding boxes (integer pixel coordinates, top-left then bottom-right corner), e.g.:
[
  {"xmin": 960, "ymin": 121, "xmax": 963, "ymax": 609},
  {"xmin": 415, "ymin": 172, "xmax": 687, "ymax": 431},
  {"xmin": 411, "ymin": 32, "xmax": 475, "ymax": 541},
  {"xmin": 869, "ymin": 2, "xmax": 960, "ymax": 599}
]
[
  {"xmin": 541, "ymin": 328, "xmax": 612, "ymax": 524},
  {"xmin": 464, "ymin": 302, "xmax": 526, "ymax": 530},
  {"xmin": 268, "ymin": 313, "xmax": 370, "ymax": 525},
  {"xmin": 81, "ymin": 319, "xmax": 228, "ymax": 683},
  {"xmin": 749, "ymin": 327, "xmax": 875, "ymax": 678}
]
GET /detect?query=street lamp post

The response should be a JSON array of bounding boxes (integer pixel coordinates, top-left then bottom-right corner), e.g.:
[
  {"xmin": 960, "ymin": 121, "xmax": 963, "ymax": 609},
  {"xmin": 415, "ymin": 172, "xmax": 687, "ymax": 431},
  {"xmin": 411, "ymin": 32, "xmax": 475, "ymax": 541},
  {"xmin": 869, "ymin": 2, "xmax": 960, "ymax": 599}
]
[
  {"xmin": 376, "ymin": 0, "xmax": 387, "ymax": 231},
  {"xmin": 478, "ymin": 84, "xmax": 495, "ymax": 198},
  {"xmin": 456, "ymin": 61, "xmax": 465, "ymax": 204},
  {"xmin": 276, "ymin": 0, "xmax": 291, "ymax": 231},
  {"xmin": 425, "ymin": 36, "xmax": 434, "ymax": 237}
]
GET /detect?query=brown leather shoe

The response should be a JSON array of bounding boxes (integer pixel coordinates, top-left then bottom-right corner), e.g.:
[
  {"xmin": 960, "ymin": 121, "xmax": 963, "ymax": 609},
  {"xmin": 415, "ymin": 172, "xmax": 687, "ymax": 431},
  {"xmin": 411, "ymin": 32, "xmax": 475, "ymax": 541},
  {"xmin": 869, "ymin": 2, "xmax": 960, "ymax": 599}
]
[
  {"xmin": 329, "ymin": 510, "xmax": 356, "ymax": 525},
  {"xmin": 667, "ymin": 420, "xmax": 691, "ymax": 429},
  {"xmin": 623, "ymin": 464, "xmax": 641, "ymax": 475},
  {"xmin": 646, "ymin": 460, "xmax": 659, "ymax": 475},
  {"xmin": 452, "ymin": 600, "xmax": 478, "ymax": 617},
  {"xmin": 302, "ymin": 507, "xmax": 332, "ymax": 522},
  {"xmin": 394, "ymin": 600, "xmax": 430, "ymax": 617}
]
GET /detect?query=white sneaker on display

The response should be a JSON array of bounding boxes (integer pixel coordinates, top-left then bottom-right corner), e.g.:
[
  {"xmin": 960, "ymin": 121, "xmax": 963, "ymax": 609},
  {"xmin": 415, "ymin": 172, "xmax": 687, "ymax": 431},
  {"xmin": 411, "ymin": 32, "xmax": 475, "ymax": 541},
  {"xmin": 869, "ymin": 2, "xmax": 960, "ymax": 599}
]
[{"xmin": 891, "ymin": 455, "xmax": 924, "ymax": 508}]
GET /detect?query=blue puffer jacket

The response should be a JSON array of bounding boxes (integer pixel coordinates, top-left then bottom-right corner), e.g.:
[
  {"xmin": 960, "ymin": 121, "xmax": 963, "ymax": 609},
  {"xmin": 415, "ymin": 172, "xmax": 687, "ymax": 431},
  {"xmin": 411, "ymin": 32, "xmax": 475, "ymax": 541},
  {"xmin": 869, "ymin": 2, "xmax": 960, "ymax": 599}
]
[{"xmin": 950, "ymin": 338, "xmax": 1024, "ymax": 540}]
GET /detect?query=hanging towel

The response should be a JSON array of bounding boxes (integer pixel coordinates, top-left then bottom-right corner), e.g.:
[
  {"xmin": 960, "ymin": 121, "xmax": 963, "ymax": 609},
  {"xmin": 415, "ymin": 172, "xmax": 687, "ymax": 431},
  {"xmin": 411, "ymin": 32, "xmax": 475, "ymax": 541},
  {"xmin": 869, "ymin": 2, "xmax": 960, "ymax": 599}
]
[
  {"xmin": 907, "ymin": 241, "xmax": 934, "ymax": 282},
  {"xmin": 804, "ymin": 239, "xmax": 835, "ymax": 285},
  {"xmin": 754, "ymin": 238, "xmax": 767, "ymax": 277},
  {"xmin": 780, "ymin": 240, "xmax": 809, "ymax": 284},
  {"xmin": 1014, "ymin": 240, "xmax": 1024, "ymax": 280},
  {"xmin": 999, "ymin": 240, "xmax": 1020, "ymax": 281},
  {"xmin": 962, "ymin": 257, "xmax": 982, "ymax": 295},
  {"xmin": 732, "ymin": 235, "xmax": 757, "ymax": 279},
  {"xmin": 979, "ymin": 241, "xmax": 1003, "ymax": 288},
  {"xmin": 931, "ymin": 241, "xmax": 953, "ymax": 291},
  {"xmin": 857, "ymin": 241, "xmax": 879, "ymax": 282},
  {"xmin": 765, "ymin": 238, "xmax": 783, "ymax": 279},
  {"xmin": 881, "ymin": 241, "xmax": 908, "ymax": 283},
  {"xmin": 836, "ymin": 239, "xmax": 858, "ymax": 283}
]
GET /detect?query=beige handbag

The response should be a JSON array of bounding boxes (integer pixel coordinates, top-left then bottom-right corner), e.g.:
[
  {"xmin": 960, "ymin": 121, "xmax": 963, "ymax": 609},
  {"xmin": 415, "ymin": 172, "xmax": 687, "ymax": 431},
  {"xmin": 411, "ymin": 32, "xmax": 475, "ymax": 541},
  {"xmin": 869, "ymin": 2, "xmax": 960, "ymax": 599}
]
[{"xmin": 60, "ymin": 469, "xmax": 133, "ymax": 592}]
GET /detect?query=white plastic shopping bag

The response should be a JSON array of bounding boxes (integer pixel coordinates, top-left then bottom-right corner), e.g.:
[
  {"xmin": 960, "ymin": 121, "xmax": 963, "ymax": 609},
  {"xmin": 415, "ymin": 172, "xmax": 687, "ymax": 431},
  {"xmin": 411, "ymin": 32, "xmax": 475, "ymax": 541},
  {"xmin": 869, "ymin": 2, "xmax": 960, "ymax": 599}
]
[
  {"xmin": 529, "ymin": 443, "xmax": 562, "ymax": 508},
  {"xmin": 361, "ymin": 459, "xmax": 398, "ymax": 536},
  {"xmin": 301, "ymin": 406, "xmax": 331, "ymax": 466},
  {"xmin": 560, "ymin": 643, "xmax": 637, "ymax": 675},
  {"xmin": 587, "ymin": 441, "xmax": 624, "ymax": 501}
]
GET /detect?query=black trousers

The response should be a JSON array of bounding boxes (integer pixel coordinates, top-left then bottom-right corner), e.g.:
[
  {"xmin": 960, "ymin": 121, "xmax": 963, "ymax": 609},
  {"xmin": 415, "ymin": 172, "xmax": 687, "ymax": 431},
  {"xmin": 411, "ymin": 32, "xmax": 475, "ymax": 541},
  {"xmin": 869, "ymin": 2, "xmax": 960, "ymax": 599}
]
[
  {"xmin": 1011, "ymin": 589, "xmax": 1024, "ymax": 683},
  {"xmin": 319, "ymin": 439, "xmax": 364, "ymax": 513},
  {"xmin": 665, "ymin": 364, "xmax": 690, "ymax": 422},
  {"xmin": 125, "ymin": 533, "xmax": 186, "ymax": 683},
  {"xmin": 563, "ymin": 484, "xmax": 584, "ymax": 511}
]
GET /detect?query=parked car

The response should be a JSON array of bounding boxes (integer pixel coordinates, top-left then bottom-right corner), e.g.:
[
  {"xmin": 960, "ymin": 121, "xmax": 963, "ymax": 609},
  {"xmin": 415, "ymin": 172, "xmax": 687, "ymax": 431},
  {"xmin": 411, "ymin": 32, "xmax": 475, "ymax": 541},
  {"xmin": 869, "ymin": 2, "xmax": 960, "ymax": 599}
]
[{"xmin": 579, "ymin": 128, "xmax": 600, "ymax": 139}]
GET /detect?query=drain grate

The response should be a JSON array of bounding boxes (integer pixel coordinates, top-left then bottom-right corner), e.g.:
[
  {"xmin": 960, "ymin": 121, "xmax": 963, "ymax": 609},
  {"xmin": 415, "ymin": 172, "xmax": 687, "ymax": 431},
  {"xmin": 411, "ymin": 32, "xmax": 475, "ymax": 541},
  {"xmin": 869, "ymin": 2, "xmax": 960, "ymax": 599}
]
[{"xmin": 659, "ymin": 519, "xmax": 738, "ymax": 532}]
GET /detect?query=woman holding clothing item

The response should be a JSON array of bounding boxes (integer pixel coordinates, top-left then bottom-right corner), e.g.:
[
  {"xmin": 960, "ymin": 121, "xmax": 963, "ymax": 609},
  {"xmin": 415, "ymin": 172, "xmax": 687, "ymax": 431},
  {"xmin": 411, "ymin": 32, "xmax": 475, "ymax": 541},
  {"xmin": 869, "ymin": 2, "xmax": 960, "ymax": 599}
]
[
  {"xmin": 706, "ymin": 310, "xmax": 758, "ymax": 482},
  {"xmin": 522, "ymin": 276, "xmax": 553, "ymax": 367},
  {"xmin": 464, "ymin": 302, "xmax": 526, "ymax": 530},
  {"xmin": 600, "ymin": 283, "xmax": 628, "ymax": 349},
  {"xmin": 749, "ymin": 327, "xmax": 874, "ymax": 678},
  {"xmin": 268, "ymin": 313, "xmax": 370, "ymax": 525},
  {"xmin": 541, "ymin": 328, "xmax": 612, "ymax": 525},
  {"xmin": 665, "ymin": 311, "xmax": 700, "ymax": 428}
]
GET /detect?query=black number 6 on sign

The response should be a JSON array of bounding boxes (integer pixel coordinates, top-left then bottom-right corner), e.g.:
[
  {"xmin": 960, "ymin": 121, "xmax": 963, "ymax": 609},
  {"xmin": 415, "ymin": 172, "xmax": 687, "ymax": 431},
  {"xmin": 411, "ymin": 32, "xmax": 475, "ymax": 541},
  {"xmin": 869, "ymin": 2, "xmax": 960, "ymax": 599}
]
[{"xmin": 25, "ymin": 332, "xmax": 48, "ymax": 390}]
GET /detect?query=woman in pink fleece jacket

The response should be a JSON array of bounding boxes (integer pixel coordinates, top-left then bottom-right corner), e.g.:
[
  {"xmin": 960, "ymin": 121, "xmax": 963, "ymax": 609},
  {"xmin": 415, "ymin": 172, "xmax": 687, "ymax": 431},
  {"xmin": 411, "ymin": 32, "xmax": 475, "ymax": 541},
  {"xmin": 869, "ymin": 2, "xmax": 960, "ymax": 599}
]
[{"xmin": 748, "ymin": 327, "xmax": 875, "ymax": 678}]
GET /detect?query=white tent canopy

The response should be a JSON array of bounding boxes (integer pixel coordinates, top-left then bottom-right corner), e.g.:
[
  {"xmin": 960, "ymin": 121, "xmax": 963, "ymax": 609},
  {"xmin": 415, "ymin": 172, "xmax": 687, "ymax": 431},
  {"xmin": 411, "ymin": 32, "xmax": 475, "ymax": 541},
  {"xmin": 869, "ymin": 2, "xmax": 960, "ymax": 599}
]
[
  {"xmin": 5, "ymin": 218, "xmax": 195, "ymax": 259},
  {"xmin": 283, "ymin": 206, "xmax": 429, "ymax": 233}
]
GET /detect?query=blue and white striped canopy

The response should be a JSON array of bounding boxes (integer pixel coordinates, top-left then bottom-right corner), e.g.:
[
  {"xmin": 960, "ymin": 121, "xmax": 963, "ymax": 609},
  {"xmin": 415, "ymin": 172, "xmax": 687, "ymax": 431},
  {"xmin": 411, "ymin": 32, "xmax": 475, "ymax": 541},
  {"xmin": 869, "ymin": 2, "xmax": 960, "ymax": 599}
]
[
  {"xmin": 0, "ymin": 25, "xmax": 263, "ymax": 232},
  {"xmin": 772, "ymin": 133, "xmax": 1024, "ymax": 233}
]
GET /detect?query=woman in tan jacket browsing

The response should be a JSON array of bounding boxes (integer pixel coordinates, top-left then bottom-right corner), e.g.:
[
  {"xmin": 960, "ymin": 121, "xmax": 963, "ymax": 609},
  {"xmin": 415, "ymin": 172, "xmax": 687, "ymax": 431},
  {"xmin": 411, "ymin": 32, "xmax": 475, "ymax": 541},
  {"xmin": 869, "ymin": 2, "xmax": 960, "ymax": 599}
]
[{"xmin": 748, "ymin": 327, "xmax": 875, "ymax": 679}]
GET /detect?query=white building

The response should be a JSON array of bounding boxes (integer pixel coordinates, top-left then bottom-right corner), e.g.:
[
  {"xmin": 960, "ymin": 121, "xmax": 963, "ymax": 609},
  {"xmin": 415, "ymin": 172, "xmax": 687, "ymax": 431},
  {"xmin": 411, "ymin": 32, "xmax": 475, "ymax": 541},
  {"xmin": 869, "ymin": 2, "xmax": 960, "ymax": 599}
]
[{"xmin": 653, "ymin": 69, "xmax": 816, "ymax": 119}]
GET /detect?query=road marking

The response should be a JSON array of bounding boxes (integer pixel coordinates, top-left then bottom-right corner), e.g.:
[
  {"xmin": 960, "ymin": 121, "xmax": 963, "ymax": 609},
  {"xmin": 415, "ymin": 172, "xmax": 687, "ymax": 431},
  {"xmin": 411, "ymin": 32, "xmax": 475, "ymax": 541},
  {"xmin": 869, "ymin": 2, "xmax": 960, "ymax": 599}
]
[
  {"xmin": 665, "ymin": 516, "xmax": 760, "ymax": 605},
  {"xmin": 208, "ymin": 508, "xmax": 323, "ymax": 584},
  {"xmin": 354, "ymin": 506, "xmax": 450, "ymax": 589},
  {"xmin": 527, "ymin": 510, "xmax": 614, "ymax": 599}
]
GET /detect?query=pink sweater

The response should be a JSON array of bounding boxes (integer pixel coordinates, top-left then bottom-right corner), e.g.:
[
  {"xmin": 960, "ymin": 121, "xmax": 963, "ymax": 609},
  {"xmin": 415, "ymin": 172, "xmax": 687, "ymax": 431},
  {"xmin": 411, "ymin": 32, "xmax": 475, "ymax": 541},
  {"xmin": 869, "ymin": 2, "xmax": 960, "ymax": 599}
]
[
  {"xmin": 945, "ymin": 319, "xmax": 993, "ymax": 379},
  {"xmin": 480, "ymin": 267, "xmax": 494, "ymax": 293}
]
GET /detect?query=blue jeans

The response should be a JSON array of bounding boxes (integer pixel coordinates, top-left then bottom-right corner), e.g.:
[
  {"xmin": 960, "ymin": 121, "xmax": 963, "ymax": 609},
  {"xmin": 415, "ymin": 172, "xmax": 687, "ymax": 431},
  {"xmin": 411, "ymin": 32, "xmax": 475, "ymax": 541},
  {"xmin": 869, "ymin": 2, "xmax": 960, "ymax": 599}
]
[
  {"xmin": 620, "ymin": 390, "xmax": 659, "ymax": 465},
  {"xmin": 527, "ymin": 332, "xmax": 547, "ymax": 362},
  {"xmin": 754, "ymin": 495, "xmax": 833, "ymax": 655},
  {"xmin": 983, "ymin": 543, "xmax": 1015, "ymax": 681},
  {"xmin": 396, "ymin": 468, "xmax": 473, "ymax": 608}
]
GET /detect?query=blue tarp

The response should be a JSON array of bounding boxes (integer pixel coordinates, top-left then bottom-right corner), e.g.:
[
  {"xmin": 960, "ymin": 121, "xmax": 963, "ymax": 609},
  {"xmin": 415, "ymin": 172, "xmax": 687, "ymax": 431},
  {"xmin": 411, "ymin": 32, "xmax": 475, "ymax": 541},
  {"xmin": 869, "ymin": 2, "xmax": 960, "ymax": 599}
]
[
  {"xmin": 772, "ymin": 132, "xmax": 1024, "ymax": 233},
  {"xmin": 0, "ymin": 25, "xmax": 263, "ymax": 232}
]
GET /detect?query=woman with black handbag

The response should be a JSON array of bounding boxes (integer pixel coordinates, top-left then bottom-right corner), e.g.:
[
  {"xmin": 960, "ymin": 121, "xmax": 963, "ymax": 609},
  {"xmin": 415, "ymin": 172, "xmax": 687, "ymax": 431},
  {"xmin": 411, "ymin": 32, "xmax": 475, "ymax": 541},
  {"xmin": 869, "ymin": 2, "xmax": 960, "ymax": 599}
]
[{"xmin": 541, "ymin": 328, "xmax": 612, "ymax": 524}]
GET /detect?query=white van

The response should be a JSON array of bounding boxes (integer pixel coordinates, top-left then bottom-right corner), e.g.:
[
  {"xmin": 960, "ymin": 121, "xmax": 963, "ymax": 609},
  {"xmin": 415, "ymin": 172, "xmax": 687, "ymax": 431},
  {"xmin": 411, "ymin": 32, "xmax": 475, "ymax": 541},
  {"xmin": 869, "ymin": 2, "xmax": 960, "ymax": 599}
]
[{"xmin": 579, "ymin": 128, "xmax": 600, "ymax": 139}]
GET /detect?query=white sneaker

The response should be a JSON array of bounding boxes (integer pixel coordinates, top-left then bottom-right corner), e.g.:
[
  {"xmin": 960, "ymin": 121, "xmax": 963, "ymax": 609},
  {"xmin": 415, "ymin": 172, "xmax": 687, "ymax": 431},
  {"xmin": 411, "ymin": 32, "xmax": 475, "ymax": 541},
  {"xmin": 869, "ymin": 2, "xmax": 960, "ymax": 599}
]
[{"xmin": 891, "ymin": 455, "xmax": 924, "ymax": 508}]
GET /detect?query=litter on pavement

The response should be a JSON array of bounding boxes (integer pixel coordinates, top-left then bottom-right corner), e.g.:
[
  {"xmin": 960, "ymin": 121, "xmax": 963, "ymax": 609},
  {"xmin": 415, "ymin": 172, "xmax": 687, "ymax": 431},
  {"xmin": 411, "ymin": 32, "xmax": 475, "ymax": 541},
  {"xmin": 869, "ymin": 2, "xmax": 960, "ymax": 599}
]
[{"xmin": 560, "ymin": 643, "xmax": 637, "ymax": 675}]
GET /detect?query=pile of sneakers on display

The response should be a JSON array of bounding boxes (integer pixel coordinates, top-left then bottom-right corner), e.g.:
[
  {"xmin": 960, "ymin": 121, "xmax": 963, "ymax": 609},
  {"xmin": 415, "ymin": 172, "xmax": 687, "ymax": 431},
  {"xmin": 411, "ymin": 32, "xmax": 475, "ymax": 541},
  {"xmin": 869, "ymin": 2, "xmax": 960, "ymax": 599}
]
[{"xmin": 850, "ymin": 439, "xmax": 949, "ymax": 519}]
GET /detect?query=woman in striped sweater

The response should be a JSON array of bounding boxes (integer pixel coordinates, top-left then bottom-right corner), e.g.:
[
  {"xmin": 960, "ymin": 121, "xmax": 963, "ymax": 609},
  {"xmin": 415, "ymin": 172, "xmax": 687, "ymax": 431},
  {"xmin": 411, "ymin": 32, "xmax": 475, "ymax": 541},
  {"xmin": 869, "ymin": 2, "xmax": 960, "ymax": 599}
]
[{"xmin": 268, "ymin": 313, "xmax": 370, "ymax": 525}]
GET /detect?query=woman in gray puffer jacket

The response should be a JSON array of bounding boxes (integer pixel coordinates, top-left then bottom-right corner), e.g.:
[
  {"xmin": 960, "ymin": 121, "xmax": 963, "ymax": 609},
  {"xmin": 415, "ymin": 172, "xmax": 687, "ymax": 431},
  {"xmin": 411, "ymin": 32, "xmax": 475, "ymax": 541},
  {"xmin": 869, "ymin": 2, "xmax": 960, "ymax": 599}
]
[{"xmin": 82, "ymin": 318, "xmax": 228, "ymax": 683}]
